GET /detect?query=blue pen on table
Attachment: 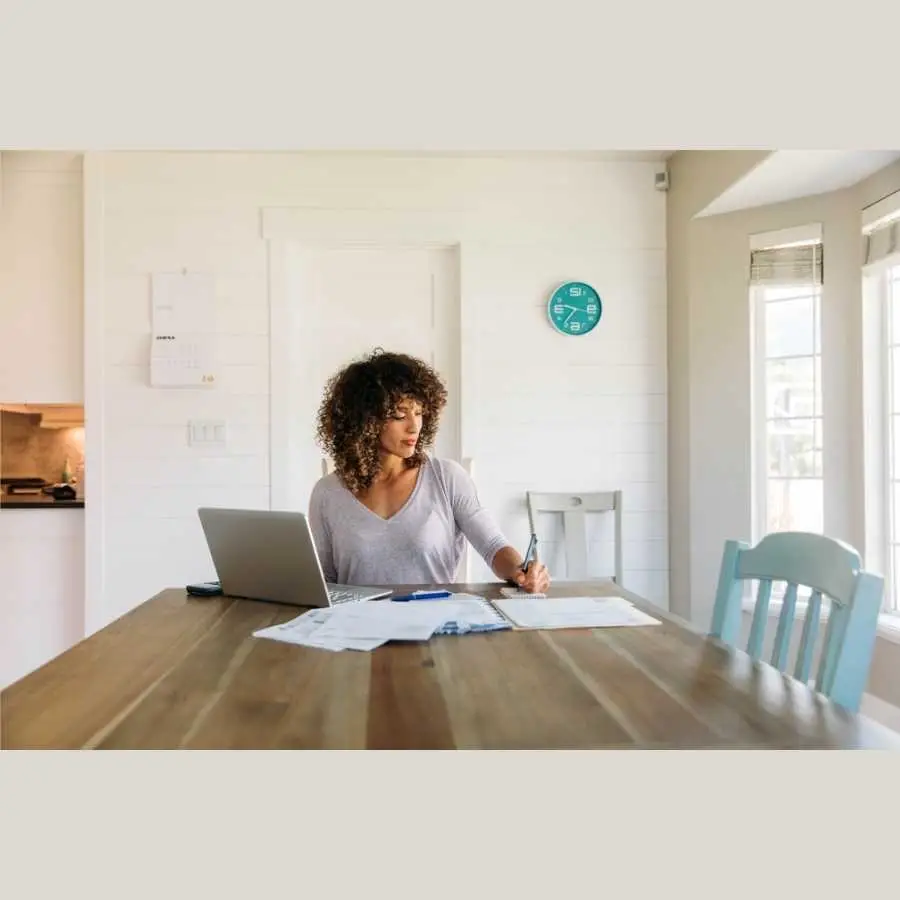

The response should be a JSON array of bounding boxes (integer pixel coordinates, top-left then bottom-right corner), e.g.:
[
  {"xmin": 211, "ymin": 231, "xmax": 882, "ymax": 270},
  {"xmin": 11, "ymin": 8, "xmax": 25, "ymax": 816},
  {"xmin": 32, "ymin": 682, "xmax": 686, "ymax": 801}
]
[{"xmin": 391, "ymin": 590, "xmax": 453, "ymax": 602}]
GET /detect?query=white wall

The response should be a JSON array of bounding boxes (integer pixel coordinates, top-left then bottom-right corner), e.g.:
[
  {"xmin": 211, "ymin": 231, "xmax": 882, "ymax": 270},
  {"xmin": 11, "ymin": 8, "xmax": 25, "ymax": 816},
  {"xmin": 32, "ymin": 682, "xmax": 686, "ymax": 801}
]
[
  {"xmin": 86, "ymin": 152, "xmax": 669, "ymax": 629},
  {"xmin": 664, "ymin": 150, "xmax": 771, "ymax": 621},
  {"xmin": 0, "ymin": 152, "xmax": 84, "ymax": 402},
  {"xmin": 667, "ymin": 151, "xmax": 900, "ymax": 709}
]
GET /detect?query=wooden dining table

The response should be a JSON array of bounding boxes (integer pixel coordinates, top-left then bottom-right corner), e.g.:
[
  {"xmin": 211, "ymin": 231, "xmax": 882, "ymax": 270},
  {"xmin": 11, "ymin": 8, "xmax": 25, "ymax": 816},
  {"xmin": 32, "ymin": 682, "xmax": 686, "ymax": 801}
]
[{"xmin": 3, "ymin": 580, "xmax": 899, "ymax": 749}]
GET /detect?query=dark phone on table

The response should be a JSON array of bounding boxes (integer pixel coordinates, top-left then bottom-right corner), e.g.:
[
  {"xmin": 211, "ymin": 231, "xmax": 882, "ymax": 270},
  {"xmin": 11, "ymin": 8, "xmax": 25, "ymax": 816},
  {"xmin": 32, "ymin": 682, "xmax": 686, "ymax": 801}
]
[{"xmin": 186, "ymin": 581, "xmax": 223, "ymax": 596}]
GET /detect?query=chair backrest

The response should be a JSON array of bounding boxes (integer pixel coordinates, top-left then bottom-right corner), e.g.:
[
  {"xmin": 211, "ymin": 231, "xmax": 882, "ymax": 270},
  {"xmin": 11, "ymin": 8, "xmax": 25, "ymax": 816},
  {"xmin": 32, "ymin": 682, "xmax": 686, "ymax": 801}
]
[
  {"xmin": 709, "ymin": 531, "xmax": 884, "ymax": 712},
  {"xmin": 525, "ymin": 490, "xmax": 623, "ymax": 583}
]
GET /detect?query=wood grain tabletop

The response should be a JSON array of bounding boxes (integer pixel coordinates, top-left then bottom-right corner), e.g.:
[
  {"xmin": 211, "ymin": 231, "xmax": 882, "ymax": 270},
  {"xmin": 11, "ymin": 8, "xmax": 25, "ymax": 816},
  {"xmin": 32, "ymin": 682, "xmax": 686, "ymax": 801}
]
[{"xmin": 3, "ymin": 581, "xmax": 899, "ymax": 749}]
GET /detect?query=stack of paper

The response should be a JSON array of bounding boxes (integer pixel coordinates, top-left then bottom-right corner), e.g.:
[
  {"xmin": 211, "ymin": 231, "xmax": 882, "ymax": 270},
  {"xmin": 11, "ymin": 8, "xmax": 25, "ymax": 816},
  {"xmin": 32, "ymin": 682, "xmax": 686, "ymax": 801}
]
[
  {"xmin": 253, "ymin": 600, "xmax": 457, "ymax": 652},
  {"xmin": 252, "ymin": 608, "xmax": 387, "ymax": 652},
  {"xmin": 311, "ymin": 601, "xmax": 451, "ymax": 644},
  {"xmin": 253, "ymin": 594, "xmax": 516, "ymax": 652},
  {"xmin": 492, "ymin": 595, "xmax": 661, "ymax": 630}
]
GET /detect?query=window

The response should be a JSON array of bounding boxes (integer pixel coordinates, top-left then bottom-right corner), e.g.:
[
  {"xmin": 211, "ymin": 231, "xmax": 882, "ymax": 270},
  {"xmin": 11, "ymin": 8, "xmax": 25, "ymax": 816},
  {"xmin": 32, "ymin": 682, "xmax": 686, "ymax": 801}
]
[
  {"xmin": 886, "ymin": 262, "xmax": 900, "ymax": 611},
  {"xmin": 863, "ymin": 207, "xmax": 900, "ymax": 613},
  {"xmin": 751, "ymin": 234, "xmax": 824, "ymax": 540}
]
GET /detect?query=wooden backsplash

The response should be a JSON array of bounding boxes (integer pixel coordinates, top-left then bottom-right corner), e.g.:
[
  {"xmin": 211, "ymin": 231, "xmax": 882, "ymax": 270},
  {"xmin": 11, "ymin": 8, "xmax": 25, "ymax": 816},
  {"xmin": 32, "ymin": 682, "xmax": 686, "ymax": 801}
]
[{"xmin": 0, "ymin": 410, "xmax": 85, "ymax": 484}]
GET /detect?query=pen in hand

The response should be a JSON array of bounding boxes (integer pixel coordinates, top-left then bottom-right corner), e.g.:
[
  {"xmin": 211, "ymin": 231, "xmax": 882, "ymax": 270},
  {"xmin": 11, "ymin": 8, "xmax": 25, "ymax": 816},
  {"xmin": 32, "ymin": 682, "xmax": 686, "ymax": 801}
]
[{"xmin": 521, "ymin": 532, "xmax": 538, "ymax": 574}]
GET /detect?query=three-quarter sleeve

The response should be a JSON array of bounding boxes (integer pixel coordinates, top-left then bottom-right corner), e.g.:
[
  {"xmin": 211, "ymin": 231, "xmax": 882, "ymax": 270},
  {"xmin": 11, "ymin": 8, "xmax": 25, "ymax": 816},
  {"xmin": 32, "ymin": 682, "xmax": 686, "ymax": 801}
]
[{"xmin": 440, "ymin": 460, "xmax": 510, "ymax": 568}]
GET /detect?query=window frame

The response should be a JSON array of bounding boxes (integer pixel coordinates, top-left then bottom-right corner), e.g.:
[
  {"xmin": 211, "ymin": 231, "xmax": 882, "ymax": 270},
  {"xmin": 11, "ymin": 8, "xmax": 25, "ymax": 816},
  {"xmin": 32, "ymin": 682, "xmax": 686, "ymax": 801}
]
[
  {"xmin": 751, "ymin": 280, "xmax": 825, "ymax": 544},
  {"xmin": 881, "ymin": 260, "xmax": 900, "ymax": 612},
  {"xmin": 862, "ymin": 197, "xmax": 900, "ymax": 614}
]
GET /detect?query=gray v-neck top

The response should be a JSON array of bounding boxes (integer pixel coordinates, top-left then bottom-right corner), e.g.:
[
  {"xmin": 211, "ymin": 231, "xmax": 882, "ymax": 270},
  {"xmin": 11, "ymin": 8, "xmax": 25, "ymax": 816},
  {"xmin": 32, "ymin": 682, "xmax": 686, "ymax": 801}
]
[{"xmin": 307, "ymin": 457, "xmax": 509, "ymax": 586}]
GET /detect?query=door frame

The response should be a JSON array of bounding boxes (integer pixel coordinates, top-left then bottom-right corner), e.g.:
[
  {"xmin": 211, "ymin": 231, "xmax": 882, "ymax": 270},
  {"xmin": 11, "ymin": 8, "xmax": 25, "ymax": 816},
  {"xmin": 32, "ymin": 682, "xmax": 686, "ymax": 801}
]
[{"xmin": 262, "ymin": 207, "xmax": 474, "ymax": 512}]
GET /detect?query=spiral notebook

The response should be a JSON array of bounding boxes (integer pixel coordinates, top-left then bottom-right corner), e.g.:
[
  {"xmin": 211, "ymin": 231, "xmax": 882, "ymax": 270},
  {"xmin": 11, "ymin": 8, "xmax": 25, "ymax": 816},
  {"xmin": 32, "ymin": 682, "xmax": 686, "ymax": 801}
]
[{"xmin": 428, "ymin": 593, "xmax": 512, "ymax": 635}]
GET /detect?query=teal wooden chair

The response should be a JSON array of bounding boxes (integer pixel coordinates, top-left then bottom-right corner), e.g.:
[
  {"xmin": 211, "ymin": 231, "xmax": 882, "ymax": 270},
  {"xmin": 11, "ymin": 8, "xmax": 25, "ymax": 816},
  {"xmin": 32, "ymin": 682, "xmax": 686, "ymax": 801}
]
[{"xmin": 709, "ymin": 532, "xmax": 884, "ymax": 712}]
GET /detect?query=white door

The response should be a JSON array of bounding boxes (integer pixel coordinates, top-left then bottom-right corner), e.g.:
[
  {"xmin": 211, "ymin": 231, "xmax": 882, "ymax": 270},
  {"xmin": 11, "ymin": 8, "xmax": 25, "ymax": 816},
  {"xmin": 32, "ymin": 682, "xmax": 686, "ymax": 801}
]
[{"xmin": 282, "ymin": 243, "xmax": 460, "ymax": 509}]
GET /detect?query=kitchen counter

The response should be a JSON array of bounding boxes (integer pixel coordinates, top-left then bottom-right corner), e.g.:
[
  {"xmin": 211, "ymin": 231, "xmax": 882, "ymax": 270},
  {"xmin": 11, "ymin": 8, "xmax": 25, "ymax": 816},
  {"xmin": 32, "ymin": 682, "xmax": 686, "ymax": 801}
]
[{"xmin": 1, "ymin": 494, "xmax": 84, "ymax": 509}]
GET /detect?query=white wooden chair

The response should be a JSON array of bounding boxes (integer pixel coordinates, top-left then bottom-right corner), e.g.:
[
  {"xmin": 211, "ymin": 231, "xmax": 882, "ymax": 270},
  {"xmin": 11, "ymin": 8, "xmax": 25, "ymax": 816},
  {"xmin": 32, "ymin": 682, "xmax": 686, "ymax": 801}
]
[{"xmin": 526, "ymin": 490, "xmax": 623, "ymax": 584}]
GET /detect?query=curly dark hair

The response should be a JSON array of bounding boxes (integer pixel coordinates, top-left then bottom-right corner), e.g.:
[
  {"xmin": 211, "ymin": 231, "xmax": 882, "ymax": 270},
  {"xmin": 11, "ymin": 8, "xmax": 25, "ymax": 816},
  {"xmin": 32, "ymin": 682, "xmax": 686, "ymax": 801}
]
[{"xmin": 315, "ymin": 348, "xmax": 448, "ymax": 494}]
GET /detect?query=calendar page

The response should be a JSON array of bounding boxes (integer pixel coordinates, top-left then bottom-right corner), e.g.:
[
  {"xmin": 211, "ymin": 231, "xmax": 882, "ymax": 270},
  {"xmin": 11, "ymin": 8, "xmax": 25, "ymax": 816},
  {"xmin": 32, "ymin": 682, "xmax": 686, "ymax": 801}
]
[
  {"xmin": 150, "ymin": 272, "xmax": 217, "ymax": 388},
  {"xmin": 150, "ymin": 333, "xmax": 217, "ymax": 387}
]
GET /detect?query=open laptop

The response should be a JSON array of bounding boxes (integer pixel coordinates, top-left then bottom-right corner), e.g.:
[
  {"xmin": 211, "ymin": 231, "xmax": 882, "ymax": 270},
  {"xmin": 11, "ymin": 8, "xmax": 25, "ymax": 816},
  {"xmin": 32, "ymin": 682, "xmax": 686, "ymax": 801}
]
[{"xmin": 197, "ymin": 507, "xmax": 392, "ymax": 608}]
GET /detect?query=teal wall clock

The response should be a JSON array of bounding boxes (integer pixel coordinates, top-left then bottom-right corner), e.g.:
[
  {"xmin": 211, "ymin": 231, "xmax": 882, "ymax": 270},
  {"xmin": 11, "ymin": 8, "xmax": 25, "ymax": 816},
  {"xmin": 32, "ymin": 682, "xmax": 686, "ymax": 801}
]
[{"xmin": 547, "ymin": 282, "xmax": 602, "ymax": 336}]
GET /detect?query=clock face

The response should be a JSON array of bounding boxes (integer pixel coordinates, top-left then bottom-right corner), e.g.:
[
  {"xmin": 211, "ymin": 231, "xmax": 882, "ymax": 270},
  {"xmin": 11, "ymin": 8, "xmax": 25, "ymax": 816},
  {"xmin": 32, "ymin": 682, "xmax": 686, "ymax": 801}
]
[{"xmin": 547, "ymin": 282, "xmax": 602, "ymax": 336}]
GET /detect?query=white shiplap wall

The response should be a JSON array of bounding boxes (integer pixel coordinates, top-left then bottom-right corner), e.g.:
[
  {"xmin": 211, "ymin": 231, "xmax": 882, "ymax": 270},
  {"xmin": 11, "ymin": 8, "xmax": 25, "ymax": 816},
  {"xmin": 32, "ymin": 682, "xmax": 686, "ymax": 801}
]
[{"xmin": 88, "ymin": 153, "xmax": 667, "ymax": 630}]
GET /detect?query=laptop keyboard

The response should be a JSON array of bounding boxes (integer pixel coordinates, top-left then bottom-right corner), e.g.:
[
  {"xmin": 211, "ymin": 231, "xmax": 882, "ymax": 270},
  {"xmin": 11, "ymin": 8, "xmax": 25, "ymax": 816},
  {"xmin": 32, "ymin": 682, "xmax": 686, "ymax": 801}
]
[{"xmin": 328, "ymin": 588, "xmax": 364, "ymax": 605}]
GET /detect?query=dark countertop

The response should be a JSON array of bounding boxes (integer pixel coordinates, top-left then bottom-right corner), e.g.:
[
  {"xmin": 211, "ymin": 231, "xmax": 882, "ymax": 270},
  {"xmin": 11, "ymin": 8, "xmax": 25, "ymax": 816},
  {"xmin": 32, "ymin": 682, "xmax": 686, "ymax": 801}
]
[{"xmin": 0, "ymin": 494, "xmax": 85, "ymax": 509}]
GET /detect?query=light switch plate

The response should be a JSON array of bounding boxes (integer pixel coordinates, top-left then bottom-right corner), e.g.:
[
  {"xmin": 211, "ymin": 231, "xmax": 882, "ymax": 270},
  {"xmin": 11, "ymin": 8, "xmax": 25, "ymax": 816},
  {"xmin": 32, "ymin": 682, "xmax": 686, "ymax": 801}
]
[{"xmin": 188, "ymin": 419, "xmax": 226, "ymax": 447}]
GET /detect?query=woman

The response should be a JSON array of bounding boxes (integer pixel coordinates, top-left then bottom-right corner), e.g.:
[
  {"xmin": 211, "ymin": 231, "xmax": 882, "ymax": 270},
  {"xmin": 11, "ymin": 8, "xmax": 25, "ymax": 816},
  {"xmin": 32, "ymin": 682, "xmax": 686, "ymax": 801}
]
[{"xmin": 308, "ymin": 349, "xmax": 551, "ymax": 593}]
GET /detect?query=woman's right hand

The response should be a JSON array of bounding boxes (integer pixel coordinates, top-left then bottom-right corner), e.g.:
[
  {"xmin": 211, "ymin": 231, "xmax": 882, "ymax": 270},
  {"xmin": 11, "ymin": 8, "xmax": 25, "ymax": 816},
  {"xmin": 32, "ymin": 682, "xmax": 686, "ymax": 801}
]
[{"xmin": 515, "ymin": 559, "xmax": 551, "ymax": 594}]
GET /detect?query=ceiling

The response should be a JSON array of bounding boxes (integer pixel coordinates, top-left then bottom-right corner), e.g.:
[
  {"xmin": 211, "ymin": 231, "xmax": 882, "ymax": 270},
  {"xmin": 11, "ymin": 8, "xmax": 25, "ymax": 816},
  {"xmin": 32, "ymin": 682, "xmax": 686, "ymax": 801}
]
[
  {"xmin": 696, "ymin": 150, "xmax": 900, "ymax": 217},
  {"xmin": 187, "ymin": 149, "xmax": 676, "ymax": 161}
]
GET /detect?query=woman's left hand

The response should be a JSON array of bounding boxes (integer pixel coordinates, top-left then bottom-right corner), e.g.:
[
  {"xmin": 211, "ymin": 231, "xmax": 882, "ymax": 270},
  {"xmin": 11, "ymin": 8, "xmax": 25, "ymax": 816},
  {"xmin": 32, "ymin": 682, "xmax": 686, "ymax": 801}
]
[{"xmin": 515, "ymin": 559, "xmax": 551, "ymax": 594}]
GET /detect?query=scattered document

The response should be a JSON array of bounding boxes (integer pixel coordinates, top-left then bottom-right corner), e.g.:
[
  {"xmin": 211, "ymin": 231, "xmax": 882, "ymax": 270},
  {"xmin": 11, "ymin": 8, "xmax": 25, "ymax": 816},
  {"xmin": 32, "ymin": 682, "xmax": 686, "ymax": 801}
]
[
  {"xmin": 312, "ymin": 601, "xmax": 451, "ymax": 643},
  {"xmin": 254, "ymin": 594, "xmax": 656, "ymax": 652},
  {"xmin": 252, "ymin": 594, "xmax": 518, "ymax": 651},
  {"xmin": 492, "ymin": 595, "xmax": 661, "ymax": 630},
  {"xmin": 253, "ymin": 608, "xmax": 387, "ymax": 652}
]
